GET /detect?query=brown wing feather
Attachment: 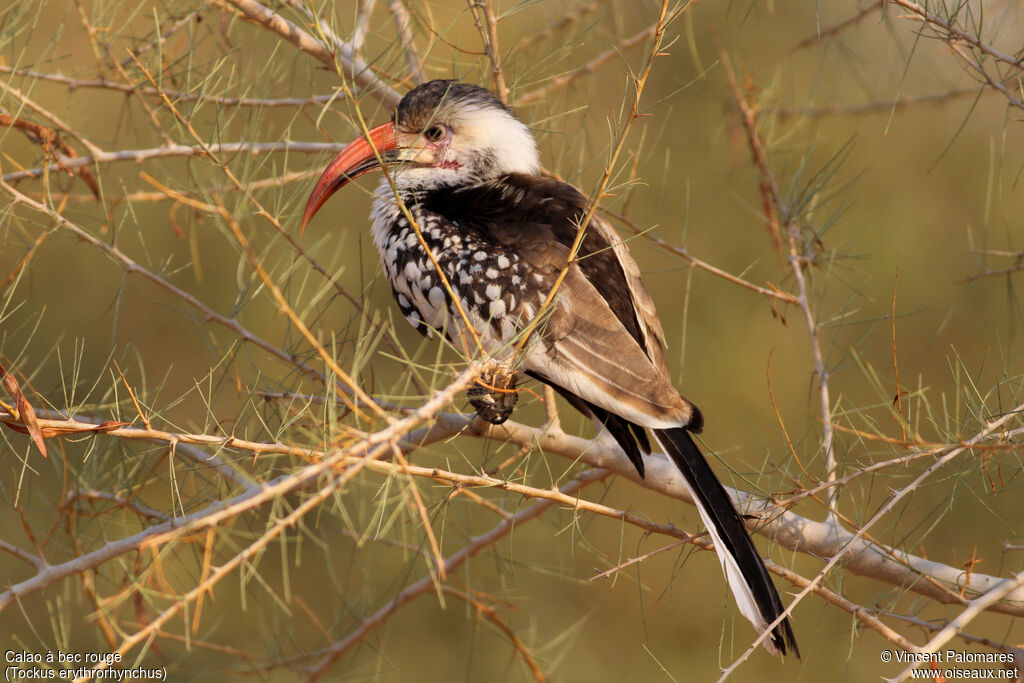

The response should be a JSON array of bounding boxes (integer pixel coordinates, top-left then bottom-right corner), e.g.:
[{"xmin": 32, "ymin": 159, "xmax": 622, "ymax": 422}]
[
  {"xmin": 586, "ymin": 214, "xmax": 671, "ymax": 377},
  {"xmin": 530, "ymin": 265, "xmax": 696, "ymax": 429},
  {"xmin": 422, "ymin": 174, "xmax": 701, "ymax": 431},
  {"xmin": 429, "ymin": 175, "xmax": 649, "ymax": 351}
]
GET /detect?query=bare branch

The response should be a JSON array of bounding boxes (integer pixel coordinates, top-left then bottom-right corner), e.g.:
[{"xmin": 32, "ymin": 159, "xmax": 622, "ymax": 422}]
[
  {"xmin": 215, "ymin": 0, "xmax": 401, "ymax": 107},
  {"xmin": 793, "ymin": 1, "xmax": 885, "ymax": 50},
  {"xmin": 894, "ymin": 570, "xmax": 1024, "ymax": 681},
  {"xmin": 7, "ymin": 402, "xmax": 1023, "ymax": 619},
  {"xmin": 1, "ymin": 363, "xmax": 491, "ymax": 614},
  {"xmin": 948, "ymin": 42, "xmax": 1024, "ymax": 110},
  {"xmin": 351, "ymin": 0, "xmax": 378, "ymax": 54},
  {"xmin": 0, "ymin": 77, "xmax": 103, "ymax": 157},
  {"xmin": 772, "ymin": 87, "xmax": 982, "ymax": 118},
  {"xmin": 719, "ymin": 402, "xmax": 1024, "ymax": 675},
  {"xmin": 720, "ymin": 49, "xmax": 839, "ymax": 518},
  {"xmin": 466, "ymin": 0, "xmax": 508, "ymax": 104},
  {"xmin": 515, "ymin": 22, "xmax": 661, "ymax": 106},
  {"xmin": 605, "ymin": 209, "xmax": 800, "ymax": 304},
  {"xmin": 516, "ymin": 0, "xmax": 610, "ymax": 52},
  {"xmin": 305, "ymin": 468, "xmax": 608, "ymax": 679},
  {"xmin": 0, "ymin": 177, "xmax": 330, "ymax": 389},
  {"xmin": 119, "ymin": 8, "xmax": 203, "ymax": 67},
  {"xmin": 0, "ymin": 539, "xmax": 46, "ymax": 570},
  {"xmin": 388, "ymin": 0, "xmax": 423, "ymax": 83},
  {"xmin": 2, "ymin": 141, "xmax": 344, "ymax": 185},
  {"xmin": 0, "ymin": 66, "xmax": 348, "ymax": 107},
  {"xmin": 891, "ymin": 0, "xmax": 1024, "ymax": 70}
]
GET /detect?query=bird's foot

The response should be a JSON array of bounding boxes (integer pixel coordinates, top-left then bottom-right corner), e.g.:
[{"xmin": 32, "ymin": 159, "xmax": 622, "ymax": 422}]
[{"xmin": 467, "ymin": 369, "xmax": 518, "ymax": 425}]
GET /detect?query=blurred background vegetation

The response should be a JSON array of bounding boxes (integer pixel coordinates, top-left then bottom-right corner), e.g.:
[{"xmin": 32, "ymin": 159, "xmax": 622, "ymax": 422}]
[{"xmin": 1, "ymin": 0, "xmax": 1023, "ymax": 680}]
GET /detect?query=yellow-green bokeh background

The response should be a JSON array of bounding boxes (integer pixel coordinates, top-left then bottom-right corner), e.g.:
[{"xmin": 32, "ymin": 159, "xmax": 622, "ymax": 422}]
[{"xmin": 2, "ymin": 1, "xmax": 1023, "ymax": 681}]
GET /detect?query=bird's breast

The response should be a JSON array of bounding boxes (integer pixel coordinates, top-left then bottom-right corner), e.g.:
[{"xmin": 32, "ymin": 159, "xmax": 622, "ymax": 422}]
[{"xmin": 370, "ymin": 198, "xmax": 546, "ymax": 354}]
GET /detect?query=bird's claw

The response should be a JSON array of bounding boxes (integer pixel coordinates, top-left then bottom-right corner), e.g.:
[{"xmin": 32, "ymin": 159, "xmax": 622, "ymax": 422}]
[{"xmin": 467, "ymin": 370, "xmax": 517, "ymax": 424}]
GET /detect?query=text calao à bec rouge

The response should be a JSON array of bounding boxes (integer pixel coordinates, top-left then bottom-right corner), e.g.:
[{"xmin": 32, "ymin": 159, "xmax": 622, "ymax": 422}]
[{"xmin": 6, "ymin": 650, "xmax": 122, "ymax": 665}]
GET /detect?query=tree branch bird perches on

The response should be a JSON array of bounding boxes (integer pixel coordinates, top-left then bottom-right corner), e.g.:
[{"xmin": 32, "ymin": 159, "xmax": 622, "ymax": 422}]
[{"xmin": 302, "ymin": 79, "xmax": 799, "ymax": 658}]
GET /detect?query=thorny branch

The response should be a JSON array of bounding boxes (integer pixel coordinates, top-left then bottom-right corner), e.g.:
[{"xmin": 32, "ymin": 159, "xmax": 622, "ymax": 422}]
[
  {"xmin": 216, "ymin": 0, "xmax": 401, "ymax": 107},
  {"xmin": 302, "ymin": 470, "xmax": 611, "ymax": 681},
  {"xmin": 466, "ymin": 0, "xmax": 508, "ymax": 105},
  {"xmin": 718, "ymin": 400, "xmax": 1024, "ymax": 677},
  {"xmin": 2, "ymin": 141, "xmax": 344, "ymax": 184},
  {"xmin": 4, "ymin": 399, "xmax": 1024, "ymax": 620},
  {"xmin": 892, "ymin": 570, "xmax": 1024, "ymax": 681},
  {"xmin": 720, "ymin": 50, "xmax": 840, "ymax": 519},
  {"xmin": 2, "ymin": 361, "xmax": 492, "ymax": 611},
  {"xmin": 0, "ymin": 65, "xmax": 349, "ymax": 107},
  {"xmin": 514, "ymin": 0, "xmax": 679, "ymax": 357}
]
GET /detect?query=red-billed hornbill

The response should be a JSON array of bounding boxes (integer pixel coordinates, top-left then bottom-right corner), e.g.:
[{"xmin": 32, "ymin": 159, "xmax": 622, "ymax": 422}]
[{"xmin": 302, "ymin": 79, "xmax": 798, "ymax": 657}]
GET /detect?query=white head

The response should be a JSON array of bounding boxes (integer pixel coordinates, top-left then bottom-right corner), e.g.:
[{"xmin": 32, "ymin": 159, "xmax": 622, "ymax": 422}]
[
  {"xmin": 302, "ymin": 80, "xmax": 540, "ymax": 229},
  {"xmin": 388, "ymin": 80, "xmax": 540, "ymax": 190}
]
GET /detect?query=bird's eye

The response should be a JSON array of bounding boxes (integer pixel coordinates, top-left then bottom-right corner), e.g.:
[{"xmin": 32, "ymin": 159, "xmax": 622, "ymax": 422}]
[{"xmin": 424, "ymin": 125, "xmax": 445, "ymax": 142}]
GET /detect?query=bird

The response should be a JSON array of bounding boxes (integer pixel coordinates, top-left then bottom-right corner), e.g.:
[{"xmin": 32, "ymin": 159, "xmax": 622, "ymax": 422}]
[{"xmin": 301, "ymin": 79, "xmax": 798, "ymax": 657}]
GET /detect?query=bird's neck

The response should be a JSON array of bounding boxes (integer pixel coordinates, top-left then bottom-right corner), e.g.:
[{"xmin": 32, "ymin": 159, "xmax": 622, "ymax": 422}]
[
  {"xmin": 369, "ymin": 180, "xmax": 459, "ymax": 257},
  {"xmin": 386, "ymin": 163, "xmax": 496, "ymax": 195}
]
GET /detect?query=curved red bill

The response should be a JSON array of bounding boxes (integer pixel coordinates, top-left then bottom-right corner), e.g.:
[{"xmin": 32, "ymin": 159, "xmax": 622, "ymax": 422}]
[{"xmin": 300, "ymin": 122, "xmax": 396, "ymax": 233}]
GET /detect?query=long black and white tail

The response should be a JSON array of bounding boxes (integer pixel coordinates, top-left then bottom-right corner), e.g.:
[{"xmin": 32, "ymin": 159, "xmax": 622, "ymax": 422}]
[{"xmin": 652, "ymin": 427, "xmax": 799, "ymax": 657}]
